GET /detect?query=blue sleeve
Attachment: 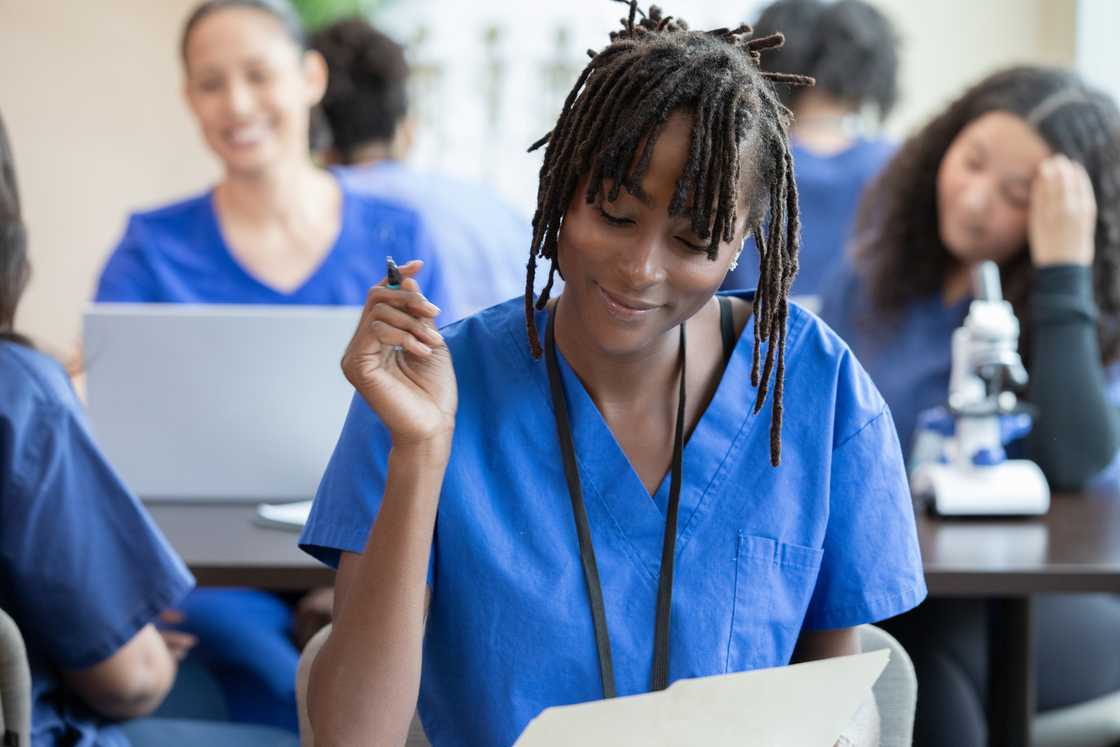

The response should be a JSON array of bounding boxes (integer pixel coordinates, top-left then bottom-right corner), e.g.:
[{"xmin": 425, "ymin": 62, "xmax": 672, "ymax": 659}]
[
  {"xmin": 1, "ymin": 399, "xmax": 195, "ymax": 669},
  {"xmin": 299, "ymin": 393, "xmax": 437, "ymax": 584},
  {"xmin": 95, "ymin": 217, "xmax": 158, "ymax": 302},
  {"xmin": 803, "ymin": 401, "xmax": 927, "ymax": 630}
]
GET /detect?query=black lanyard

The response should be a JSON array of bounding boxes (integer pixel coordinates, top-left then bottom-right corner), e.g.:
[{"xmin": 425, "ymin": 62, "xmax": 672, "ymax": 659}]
[{"xmin": 544, "ymin": 309, "xmax": 687, "ymax": 697}]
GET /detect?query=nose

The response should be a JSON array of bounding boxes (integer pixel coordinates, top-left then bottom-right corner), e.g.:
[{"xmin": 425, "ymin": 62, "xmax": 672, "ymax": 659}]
[
  {"xmin": 616, "ymin": 232, "xmax": 667, "ymax": 290},
  {"xmin": 959, "ymin": 177, "xmax": 993, "ymax": 218},
  {"xmin": 222, "ymin": 78, "xmax": 254, "ymax": 118}
]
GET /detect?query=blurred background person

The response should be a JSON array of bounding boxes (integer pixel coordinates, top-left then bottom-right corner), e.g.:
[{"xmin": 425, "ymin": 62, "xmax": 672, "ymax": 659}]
[
  {"xmin": 724, "ymin": 0, "xmax": 899, "ymax": 298},
  {"xmin": 93, "ymin": 0, "xmax": 456, "ymax": 734},
  {"xmin": 312, "ymin": 16, "xmax": 533, "ymax": 317}
]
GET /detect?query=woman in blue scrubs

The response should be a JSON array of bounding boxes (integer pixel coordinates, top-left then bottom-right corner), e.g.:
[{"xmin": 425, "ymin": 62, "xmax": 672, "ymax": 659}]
[
  {"xmin": 818, "ymin": 67, "xmax": 1120, "ymax": 746},
  {"xmin": 0, "ymin": 112, "xmax": 299, "ymax": 745},
  {"xmin": 300, "ymin": 6, "xmax": 925, "ymax": 746},
  {"xmin": 93, "ymin": 0, "xmax": 453, "ymax": 733}
]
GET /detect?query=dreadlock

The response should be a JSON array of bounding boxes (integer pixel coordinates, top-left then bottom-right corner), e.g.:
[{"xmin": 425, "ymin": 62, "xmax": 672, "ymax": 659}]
[{"xmin": 525, "ymin": 1, "xmax": 810, "ymax": 466}]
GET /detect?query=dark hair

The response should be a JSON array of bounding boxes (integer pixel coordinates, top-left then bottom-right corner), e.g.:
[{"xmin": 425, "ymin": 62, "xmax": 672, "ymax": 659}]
[
  {"xmin": 0, "ymin": 110, "xmax": 31, "ymax": 346},
  {"xmin": 752, "ymin": 0, "xmax": 899, "ymax": 121},
  {"xmin": 526, "ymin": 1, "xmax": 811, "ymax": 466},
  {"xmin": 180, "ymin": 0, "xmax": 306, "ymax": 62},
  {"xmin": 311, "ymin": 17, "xmax": 409, "ymax": 163},
  {"xmin": 855, "ymin": 66, "xmax": 1120, "ymax": 362}
]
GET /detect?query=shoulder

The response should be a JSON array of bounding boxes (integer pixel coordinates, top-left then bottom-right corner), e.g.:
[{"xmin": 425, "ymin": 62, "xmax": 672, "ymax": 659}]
[
  {"xmin": 779, "ymin": 300, "xmax": 890, "ymax": 448},
  {"xmin": 0, "ymin": 341, "xmax": 76, "ymax": 414},
  {"xmin": 113, "ymin": 191, "xmax": 213, "ymax": 256},
  {"xmin": 441, "ymin": 296, "xmax": 526, "ymax": 356},
  {"xmin": 852, "ymin": 136, "xmax": 897, "ymax": 173},
  {"xmin": 127, "ymin": 191, "xmax": 213, "ymax": 235}
]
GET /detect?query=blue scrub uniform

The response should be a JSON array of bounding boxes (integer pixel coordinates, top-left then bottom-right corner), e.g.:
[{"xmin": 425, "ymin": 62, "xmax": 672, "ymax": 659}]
[
  {"xmin": 95, "ymin": 183, "xmax": 453, "ymax": 312},
  {"xmin": 300, "ymin": 294, "xmax": 927, "ymax": 747},
  {"xmin": 93, "ymin": 180, "xmax": 456, "ymax": 732},
  {"xmin": 339, "ymin": 161, "xmax": 531, "ymax": 317},
  {"xmin": 724, "ymin": 137, "xmax": 894, "ymax": 296}
]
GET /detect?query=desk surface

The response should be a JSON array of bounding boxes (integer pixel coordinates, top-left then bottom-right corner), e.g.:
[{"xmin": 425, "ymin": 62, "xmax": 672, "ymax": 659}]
[
  {"xmin": 145, "ymin": 501, "xmax": 333, "ymax": 590},
  {"xmin": 918, "ymin": 493, "xmax": 1120, "ymax": 595},
  {"xmin": 147, "ymin": 494, "xmax": 1120, "ymax": 594}
]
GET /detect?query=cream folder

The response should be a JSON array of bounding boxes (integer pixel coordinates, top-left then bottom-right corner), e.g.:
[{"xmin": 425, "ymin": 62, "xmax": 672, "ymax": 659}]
[{"xmin": 515, "ymin": 648, "xmax": 889, "ymax": 746}]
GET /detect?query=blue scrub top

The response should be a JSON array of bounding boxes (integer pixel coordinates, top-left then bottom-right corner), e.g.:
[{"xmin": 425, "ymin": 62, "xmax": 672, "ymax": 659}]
[
  {"xmin": 338, "ymin": 162, "xmax": 531, "ymax": 317},
  {"xmin": 300, "ymin": 294, "xmax": 926, "ymax": 747},
  {"xmin": 94, "ymin": 180, "xmax": 455, "ymax": 318},
  {"xmin": 0, "ymin": 340, "xmax": 195, "ymax": 747},
  {"xmin": 725, "ymin": 137, "xmax": 894, "ymax": 296},
  {"xmin": 818, "ymin": 260, "xmax": 1120, "ymax": 483}
]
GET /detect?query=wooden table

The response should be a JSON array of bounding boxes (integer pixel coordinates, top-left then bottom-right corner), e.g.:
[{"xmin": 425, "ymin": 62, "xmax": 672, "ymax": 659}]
[
  {"xmin": 917, "ymin": 493, "xmax": 1120, "ymax": 747},
  {"xmin": 145, "ymin": 501, "xmax": 333, "ymax": 590}
]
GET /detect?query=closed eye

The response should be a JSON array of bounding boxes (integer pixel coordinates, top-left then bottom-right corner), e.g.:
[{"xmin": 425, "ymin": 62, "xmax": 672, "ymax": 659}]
[
  {"xmin": 676, "ymin": 236, "xmax": 708, "ymax": 253},
  {"xmin": 597, "ymin": 204, "xmax": 633, "ymax": 227}
]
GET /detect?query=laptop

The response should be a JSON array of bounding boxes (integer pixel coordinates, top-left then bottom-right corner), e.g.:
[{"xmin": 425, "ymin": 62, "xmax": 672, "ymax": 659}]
[{"xmin": 84, "ymin": 304, "xmax": 361, "ymax": 504}]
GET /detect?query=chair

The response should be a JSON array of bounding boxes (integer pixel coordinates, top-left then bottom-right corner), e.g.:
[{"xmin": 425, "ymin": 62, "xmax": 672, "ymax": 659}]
[
  {"xmin": 296, "ymin": 624, "xmax": 429, "ymax": 747},
  {"xmin": 0, "ymin": 608, "xmax": 31, "ymax": 747},
  {"xmin": 1032, "ymin": 691, "xmax": 1120, "ymax": 747},
  {"xmin": 859, "ymin": 624, "xmax": 918, "ymax": 747}
]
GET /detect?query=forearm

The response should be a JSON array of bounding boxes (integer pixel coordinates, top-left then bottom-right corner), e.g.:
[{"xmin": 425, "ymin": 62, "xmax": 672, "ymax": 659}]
[
  {"xmin": 1025, "ymin": 265, "xmax": 1120, "ymax": 489},
  {"xmin": 66, "ymin": 624, "xmax": 177, "ymax": 720},
  {"xmin": 308, "ymin": 440, "xmax": 449, "ymax": 746}
]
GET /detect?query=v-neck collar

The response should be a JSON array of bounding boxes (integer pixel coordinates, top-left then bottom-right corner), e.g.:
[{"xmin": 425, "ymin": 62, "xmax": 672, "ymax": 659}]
[
  {"xmin": 514, "ymin": 291, "xmax": 775, "ymax": 585},
  {"xmin": 204, "ymin": 179, "xmax": 351, "ymax": 301}
]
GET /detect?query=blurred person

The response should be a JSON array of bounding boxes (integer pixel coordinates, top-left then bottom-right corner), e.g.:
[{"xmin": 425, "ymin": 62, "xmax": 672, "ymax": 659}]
[
  {"xmin": 312, "ymin": 16, "xmax": 532, "ymax": 317},
  {"xmin": 93, "ymin": 0, "xmax": 456, "ymax": 733},
  {"xmin": 724, "ymin": 0, "xmax": 899, "ymax": 296}
]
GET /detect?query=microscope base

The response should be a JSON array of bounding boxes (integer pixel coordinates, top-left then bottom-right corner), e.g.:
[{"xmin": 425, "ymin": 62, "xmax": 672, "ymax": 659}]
[{"xmin": 911, "ymin": 460, "xmax": 1050, "ymax": 516}]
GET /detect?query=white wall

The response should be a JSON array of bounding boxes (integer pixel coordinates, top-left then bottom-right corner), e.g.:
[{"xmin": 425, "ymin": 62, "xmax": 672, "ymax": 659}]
[
  {"xmin": 1075, "ymin": 0, "xmax": 1120, "ymax": 106},
  {"xmin": 0, "ymin": 0, "xmax": 1078, "ymax": 353}
]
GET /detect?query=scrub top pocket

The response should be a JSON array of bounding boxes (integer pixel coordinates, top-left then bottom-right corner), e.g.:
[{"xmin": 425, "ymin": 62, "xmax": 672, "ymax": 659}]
[{"xmin": 725, "ymin": 532, "xmax": 824, "ymax": 672}]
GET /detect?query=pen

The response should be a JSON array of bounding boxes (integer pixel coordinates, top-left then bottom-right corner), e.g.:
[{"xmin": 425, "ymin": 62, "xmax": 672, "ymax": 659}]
[{"xmin": 386, "ymin": 256, "xmax": 402, "ymax": 289}]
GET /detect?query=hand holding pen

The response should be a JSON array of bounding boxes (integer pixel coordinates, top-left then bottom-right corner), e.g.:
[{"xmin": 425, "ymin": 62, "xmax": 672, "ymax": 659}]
[{"xmin": 340, "ymin": 257, "xmax": 459, "ymax": 446}]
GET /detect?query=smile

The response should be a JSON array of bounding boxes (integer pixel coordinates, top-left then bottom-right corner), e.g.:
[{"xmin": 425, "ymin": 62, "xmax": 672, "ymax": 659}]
[{"xmin": 596, "ymin": 284, "xmax": 661, "ymax": 321}]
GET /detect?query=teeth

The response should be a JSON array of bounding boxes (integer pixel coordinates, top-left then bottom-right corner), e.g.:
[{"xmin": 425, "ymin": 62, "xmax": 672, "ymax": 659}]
[{"xmin": 227, "ymin": 125, "xmax": 267, "ymax": 146}]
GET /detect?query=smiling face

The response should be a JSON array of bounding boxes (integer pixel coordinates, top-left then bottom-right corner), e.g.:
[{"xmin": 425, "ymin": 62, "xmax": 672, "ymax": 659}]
[
  {"xmin": 936, "ymin": 110, "xmax": 1053, "ymax": 265},
  {"xmin": 182, "ymin": 7, "xmax": 326, "ymax": 177},
  {"xmin": 555, "ymin": 110, "xmax": 752, "ymax": 358}
]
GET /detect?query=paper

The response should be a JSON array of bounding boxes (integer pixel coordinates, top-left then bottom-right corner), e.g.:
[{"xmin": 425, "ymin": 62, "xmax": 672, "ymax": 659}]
[
  {"xmin": 254, "ymin": 500, "xmax": 313, "ymax": 531},
  {"xmin": 515, "ymin": 649, "xmax": 889, "ymax": 747}
]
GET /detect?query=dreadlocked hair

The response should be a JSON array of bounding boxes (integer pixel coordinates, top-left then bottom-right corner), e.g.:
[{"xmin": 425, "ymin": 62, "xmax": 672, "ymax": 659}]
[{"xmin": 525, "ymin": 1, "xmax": 811, "ymax": 466}]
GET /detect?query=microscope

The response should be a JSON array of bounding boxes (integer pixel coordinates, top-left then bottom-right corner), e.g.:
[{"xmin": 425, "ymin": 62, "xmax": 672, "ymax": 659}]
[{"xmin": 909, "ymin": 261, "xmax": 1050, "ymax": 516}]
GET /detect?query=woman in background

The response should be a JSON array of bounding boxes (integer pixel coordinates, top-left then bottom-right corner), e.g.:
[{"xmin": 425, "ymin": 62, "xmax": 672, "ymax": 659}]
[
  {"xmin": 94, "ymin": 0, "xmax": 454, "ymax": 733},
  {"xmin": 819, "ymin": 66, "xmax": 1120, "ymax": 746},
  {"xmin": 724, "ymin": 0, "xmax": 899, "ymax": 296}
]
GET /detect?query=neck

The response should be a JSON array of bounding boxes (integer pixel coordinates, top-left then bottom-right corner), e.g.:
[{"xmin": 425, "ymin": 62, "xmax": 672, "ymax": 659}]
[
  {"xmin": 552, "ymin": 295, "xmax": 683, "ymax": 410},
  {"xmin": 217, "ymin": 159, "xmax": 331, "ymax": 224},
  {"xmin": 942, "ymin": 263, "xmax": 974, "ymax": 306},
  {"xmin": 791, "ymin": 93, "xmax": 861, "ymax": 155},
  {"xmin": 347, "ymin": 140, "xmax": 399, "ymax": 168}
]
